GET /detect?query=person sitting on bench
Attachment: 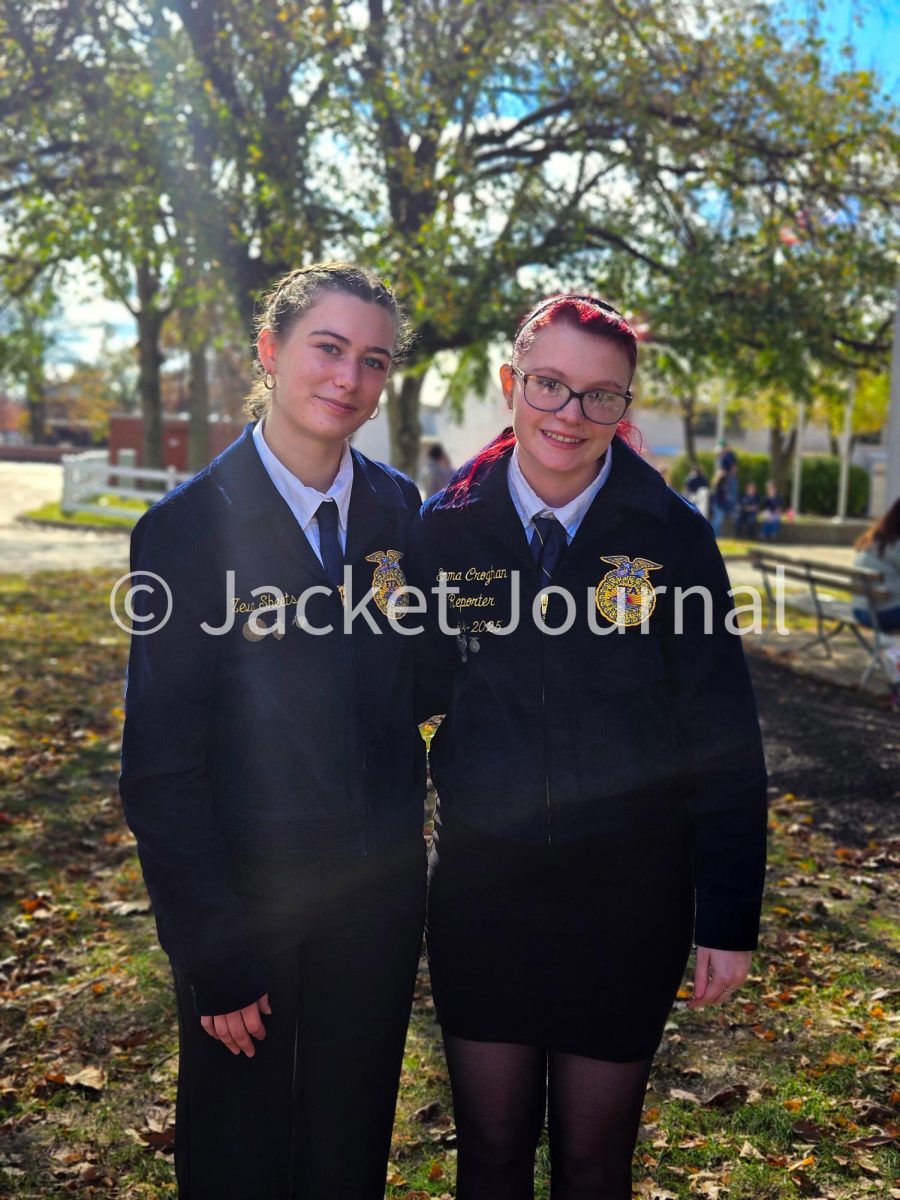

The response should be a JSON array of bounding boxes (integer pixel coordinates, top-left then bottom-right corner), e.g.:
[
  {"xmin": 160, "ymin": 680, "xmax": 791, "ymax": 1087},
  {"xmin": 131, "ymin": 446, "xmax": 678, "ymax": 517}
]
[{"xmin": 853, "ymin": 498, "xmax": 900, "ymax": 632}]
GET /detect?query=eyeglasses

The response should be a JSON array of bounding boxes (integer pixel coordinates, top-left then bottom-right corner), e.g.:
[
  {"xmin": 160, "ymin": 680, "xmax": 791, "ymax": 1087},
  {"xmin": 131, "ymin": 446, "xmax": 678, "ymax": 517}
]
[{"xmin": 509, "ymin": 365, "xmax": 632, "ymax": 426}]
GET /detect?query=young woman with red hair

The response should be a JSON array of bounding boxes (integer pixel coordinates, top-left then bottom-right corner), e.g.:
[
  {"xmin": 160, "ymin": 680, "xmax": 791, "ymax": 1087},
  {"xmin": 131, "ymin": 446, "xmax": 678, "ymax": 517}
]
[{"xmin": 419, "ymin": 295, "xmax": 768, "ymax": 1200}]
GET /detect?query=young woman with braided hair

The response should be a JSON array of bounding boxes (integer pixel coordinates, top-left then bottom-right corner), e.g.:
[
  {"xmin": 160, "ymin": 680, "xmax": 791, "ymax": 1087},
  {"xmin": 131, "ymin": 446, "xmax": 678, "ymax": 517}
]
[{"xmin": 121, "ymin": 263, "xmax": 427, "ymax": 1199}]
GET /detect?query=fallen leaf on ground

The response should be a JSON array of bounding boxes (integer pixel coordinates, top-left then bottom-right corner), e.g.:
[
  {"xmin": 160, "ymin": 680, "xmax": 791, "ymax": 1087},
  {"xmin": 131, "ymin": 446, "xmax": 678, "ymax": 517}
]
[
  {"xmin": 786, "ymin": 1154, "xmax": 815, "ymax": 1171},
  {"xmin": 848, "ymin": 1133, "xmax": 896, "ymax": 1148},
  {"xmin": 47, "ymin": 1066, "xmax": 106, "ymax": 1091},
  {"xmin": 792, "ymin": 1118, "xmax": 825, "ymax": 1142},
  {"xmin": 703, "ymin": 1083, "xmax": 748, "ymax": 1109},
  {"xmin": 102, "ymin": 899, "xmax": 151, "ymax": 916}
]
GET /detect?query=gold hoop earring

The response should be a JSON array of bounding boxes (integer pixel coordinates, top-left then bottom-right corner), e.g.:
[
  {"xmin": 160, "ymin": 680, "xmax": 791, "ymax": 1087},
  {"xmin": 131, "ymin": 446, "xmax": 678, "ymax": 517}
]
[
  {"xmin": 368, "ymin": 405, "xmax": 380, "ymax": 420},
  {"xmin": 263, "ymin": 371, "xmax": 275, "ymax": 391}
]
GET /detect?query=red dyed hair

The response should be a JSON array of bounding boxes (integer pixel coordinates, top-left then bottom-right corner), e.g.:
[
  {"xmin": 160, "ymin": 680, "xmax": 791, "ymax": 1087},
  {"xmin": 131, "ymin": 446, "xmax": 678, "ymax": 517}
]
[{"xmin": 445, "ymin": 295, "xmax": 642, "ymax": 504}]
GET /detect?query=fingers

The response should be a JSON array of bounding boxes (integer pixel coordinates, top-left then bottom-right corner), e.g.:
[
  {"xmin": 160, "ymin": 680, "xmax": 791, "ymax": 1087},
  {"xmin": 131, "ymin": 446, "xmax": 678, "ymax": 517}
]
[
  {"xmin": 698, "ymin": 977, "xmax": 738, "ymax": 1007},
  {"xmin": 687, "ymin": 948, "xmax": 751, "ymax": 1009},
  {"xmin": 212, "ymin": 1011, "xmax": 245, "ymax": 1055},
  {"xmin": 198, "ymin": 995, "xmax": 271, "ymax": 1056},
  {"xmin": 241, "ymin": 999, "xmax": 267, "ymax": 1044}
]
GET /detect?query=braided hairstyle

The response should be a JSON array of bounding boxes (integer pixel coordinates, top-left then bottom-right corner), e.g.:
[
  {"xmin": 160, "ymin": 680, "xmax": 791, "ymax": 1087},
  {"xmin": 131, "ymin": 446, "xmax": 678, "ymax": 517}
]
[{"xmin": 244, "ymin": 262, "xmax": 413, "ymax": 419}]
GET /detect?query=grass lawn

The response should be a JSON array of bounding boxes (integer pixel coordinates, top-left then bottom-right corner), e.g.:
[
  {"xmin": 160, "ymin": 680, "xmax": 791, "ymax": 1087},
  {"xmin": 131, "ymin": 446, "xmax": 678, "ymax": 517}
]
[
  {"xmin": 0, "ymin": 571, "xmax": 897, "ymax": 1198},
  {"xmin": 20, "ymin": 496, "xmax": 149, "ymax": 531},
  {"xmin": 718, "ymin": 538, "xmax": 749, "ymax": 558}
]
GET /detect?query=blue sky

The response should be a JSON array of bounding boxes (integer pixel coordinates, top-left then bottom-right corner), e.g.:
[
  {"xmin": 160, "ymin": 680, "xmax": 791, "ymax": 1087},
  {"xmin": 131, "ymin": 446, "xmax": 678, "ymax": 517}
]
[{"xmin": 789, "ymin": 0, "xmax": 900, "ymax": 96}]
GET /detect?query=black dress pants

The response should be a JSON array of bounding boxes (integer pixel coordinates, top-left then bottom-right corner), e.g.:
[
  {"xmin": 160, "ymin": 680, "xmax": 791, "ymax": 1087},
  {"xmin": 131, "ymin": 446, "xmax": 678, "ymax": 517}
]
[{"xmin": 172, "ymin": 839, "xmax": 426, "ymax": 1200}]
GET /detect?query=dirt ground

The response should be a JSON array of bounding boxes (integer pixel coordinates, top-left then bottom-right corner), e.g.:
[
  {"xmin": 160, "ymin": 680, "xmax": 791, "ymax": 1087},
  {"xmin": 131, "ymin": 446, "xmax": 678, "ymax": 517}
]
[{"xmin": 749, "ymin": 652, "xmax": 900, "ymax": 844}]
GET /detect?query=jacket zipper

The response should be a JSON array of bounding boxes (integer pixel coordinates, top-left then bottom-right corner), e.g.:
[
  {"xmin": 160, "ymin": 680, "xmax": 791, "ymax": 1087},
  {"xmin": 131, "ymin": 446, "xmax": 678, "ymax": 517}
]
[
  {"xmin": 541, "ymin": 668, "xmax": 551, "ymax": 846},
  {"xmin": 538, "ymin": 578, "xmax": 551, "ymax": 844},
  {"xmin": 342, "ymin": 591, "xmax": 369, "ymax": 855}
]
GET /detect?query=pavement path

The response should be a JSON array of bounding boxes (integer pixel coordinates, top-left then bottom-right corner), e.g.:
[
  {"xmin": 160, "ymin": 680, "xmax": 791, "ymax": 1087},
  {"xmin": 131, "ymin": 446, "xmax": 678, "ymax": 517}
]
[{"xmin": 0, "ymin": 463, "xmax": 130, "ymax": 574}]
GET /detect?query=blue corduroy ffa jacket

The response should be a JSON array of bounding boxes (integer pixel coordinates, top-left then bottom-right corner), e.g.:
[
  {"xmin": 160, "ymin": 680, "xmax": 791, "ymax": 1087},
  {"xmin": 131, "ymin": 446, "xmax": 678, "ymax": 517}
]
[
  {"xmin": 418, "ymin": 439, "xmax": 768, "ymax": 951},
  {"xmin": 119, "ymin": 424, "xmax": 425, "ymax": 1015}
]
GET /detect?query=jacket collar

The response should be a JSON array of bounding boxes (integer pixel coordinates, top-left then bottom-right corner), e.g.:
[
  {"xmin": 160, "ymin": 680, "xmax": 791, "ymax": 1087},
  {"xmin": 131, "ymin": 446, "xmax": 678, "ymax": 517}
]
[
  {"xmin": 209, "ymin": 423, "xmax": 408, "ymax": 578},
  {"xmin": 434, "ymin": 437, "xmax": 669, "ymax": 521},
  {"xmin": 430, "ymin": 437, "xmax": 671, "ymax": 574}
]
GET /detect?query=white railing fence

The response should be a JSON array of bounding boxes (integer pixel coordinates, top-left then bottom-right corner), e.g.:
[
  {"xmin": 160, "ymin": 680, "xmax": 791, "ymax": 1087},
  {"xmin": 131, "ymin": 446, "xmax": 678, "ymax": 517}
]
[{"xmin": 61, "ymin": 450, "xmax": 192, "ymax": 520}]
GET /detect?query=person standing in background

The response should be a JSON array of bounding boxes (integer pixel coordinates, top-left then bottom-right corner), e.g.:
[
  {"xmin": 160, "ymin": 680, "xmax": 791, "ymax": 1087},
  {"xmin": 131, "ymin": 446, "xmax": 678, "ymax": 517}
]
[
  {"xmin": 853, "ymin": 498, "xmax": 900, "ymax": 631},
  {"xmin": 422, "ymin": 442, "xmax": 455, "ymax": 497},
  {"xmin": 715, "ymin": 438, "xmax": 737, "ymax": 474},
  {"xmin": 710, "ymin": 466, "xmax": 737, "ymax": 537},
  {"xmin": 683, "ymin": 461, "xmax": 710, "ymax": 519}
]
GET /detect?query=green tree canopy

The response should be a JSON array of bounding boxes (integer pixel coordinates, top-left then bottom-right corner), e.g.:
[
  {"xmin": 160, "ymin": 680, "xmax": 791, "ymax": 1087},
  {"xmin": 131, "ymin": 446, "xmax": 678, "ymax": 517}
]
[{"xmin": 1, "ymin": 0, "xmax": 897, "ymax": 472}]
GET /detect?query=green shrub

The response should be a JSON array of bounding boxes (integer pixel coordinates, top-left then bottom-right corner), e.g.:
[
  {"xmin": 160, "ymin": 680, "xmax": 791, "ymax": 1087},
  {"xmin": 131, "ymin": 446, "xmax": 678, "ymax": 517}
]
[{"xmin": 789, "ymin": 456, "xmax": 869, "ymax": 518}]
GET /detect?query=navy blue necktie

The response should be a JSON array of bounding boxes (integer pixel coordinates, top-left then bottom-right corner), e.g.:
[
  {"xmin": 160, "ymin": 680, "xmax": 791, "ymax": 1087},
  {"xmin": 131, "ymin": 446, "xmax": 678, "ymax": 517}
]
[
  {"xmin": 530, "ymin": 515, "xmax": 567, "ymax": 582},
  {"xmin": 315, "ymin": 500, "xmax": 344, "ymax": 588}
]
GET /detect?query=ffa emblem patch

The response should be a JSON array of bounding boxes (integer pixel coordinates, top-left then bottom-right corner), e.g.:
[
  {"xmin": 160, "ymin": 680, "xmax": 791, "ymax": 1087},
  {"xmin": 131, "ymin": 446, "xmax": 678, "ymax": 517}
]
[
  {"xmin": 365, "ymin": 550, "xmax": 408, "ymax": 617},
  {"xmin": 595, "ymin": 555, "xmax": 663, "ymax": 626}
]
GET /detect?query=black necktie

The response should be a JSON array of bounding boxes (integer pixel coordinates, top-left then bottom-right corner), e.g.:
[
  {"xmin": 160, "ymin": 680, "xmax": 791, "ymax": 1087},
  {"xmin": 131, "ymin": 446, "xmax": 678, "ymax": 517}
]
[
  {"xmin": 315, "ymin": 500, "xmax": 344, "ymax": 588},
  {"xmin": 530, "ymin": 514, "xmax": 567, "ymax": 582}
]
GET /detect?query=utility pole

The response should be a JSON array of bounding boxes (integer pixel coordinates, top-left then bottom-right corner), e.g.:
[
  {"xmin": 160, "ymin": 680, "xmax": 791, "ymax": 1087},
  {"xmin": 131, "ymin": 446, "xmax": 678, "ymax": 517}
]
[
  {"xmin": 791, "ymin": 401, "xmax": 805, "ymax": 515},
  {"xmin": 885, "ymin": 278, "xmax": 900, "ymax": 511},
  {"xmin": 836, "ymin": 376, "xmax": 854, "ymax": 520}
]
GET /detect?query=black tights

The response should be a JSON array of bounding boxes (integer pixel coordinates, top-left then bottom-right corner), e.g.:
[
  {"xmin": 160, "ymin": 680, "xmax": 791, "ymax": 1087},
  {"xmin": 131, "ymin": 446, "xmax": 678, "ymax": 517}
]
[{"xmin": 443, "ymin": 1034, "xmax": 652, "ymax": 1200}]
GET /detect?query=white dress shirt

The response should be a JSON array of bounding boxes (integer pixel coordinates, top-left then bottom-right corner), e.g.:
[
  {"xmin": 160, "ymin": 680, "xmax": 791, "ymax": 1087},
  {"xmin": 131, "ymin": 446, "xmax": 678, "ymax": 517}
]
[
  {"xmin": 252, "ymin": 419, "xmax": 354, "ymax": 562},
  {"xmin": 507, "ymin": 441, "xmax": 613, "ymax": 543}
]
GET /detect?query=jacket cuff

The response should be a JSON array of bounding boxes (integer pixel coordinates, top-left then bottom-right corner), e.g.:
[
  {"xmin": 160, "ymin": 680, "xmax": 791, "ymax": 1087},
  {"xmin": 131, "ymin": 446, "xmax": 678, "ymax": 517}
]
[
  {"xmin": 690, "ymin": 782, "xmax": 768, "ymax": 952},
  {"xmin": 186, "ymin": 945, "xmax": 270, "ymax": 1017},
  {"xmin": 693, "ymin": 888, "xmax": 762, "ymax": 950}
]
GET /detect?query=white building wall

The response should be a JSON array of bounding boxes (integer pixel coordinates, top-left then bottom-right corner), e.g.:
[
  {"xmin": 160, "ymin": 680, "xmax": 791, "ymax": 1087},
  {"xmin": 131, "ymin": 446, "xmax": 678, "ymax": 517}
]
[{"xmin": 352, "ymin": 369, "xmax": 879, "ymax": 479}]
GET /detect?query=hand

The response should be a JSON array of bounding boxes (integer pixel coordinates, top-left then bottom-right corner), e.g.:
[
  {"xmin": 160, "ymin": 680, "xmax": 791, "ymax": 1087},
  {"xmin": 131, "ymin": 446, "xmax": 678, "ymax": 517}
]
[
  {"xmin": 688, "ymin": 947, "xmax": 751, "ymax": 1009},
  {"xmin": 200, "ymin": 993, "xmax": 271, "ymax": 1056}
]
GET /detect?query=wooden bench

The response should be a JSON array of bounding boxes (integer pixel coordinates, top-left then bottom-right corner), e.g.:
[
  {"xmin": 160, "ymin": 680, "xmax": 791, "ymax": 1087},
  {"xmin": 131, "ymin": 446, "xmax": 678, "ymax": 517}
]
[{"xmin": 745, "ymin": 548, "xmax": 895, "ymax": 691}]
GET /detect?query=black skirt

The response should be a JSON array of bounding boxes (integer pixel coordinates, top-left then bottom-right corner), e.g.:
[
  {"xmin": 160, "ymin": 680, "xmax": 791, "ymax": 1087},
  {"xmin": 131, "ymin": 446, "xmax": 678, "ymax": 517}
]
[{"xmin": 426, "ymin": 812, "xmax": 695, "ymax": 1062}]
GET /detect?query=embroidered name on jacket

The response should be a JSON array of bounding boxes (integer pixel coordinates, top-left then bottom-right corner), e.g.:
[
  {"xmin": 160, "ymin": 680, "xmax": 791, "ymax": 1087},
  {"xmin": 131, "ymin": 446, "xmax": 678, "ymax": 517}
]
[{"xmin": 595, "ymin": 556, "xmax": 663, "ymax": 627}]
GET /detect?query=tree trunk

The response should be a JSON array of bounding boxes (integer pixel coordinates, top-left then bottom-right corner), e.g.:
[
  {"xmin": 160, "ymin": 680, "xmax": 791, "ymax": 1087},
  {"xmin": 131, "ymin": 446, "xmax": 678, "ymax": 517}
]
[
  {"xmin": 137, "ymin": 310, "xmax": 164, "ymax": 469},
  {"xmin": 387, "ymin": 373, "xmax": 423, "ymax": 477},
  {"xmin": 188, "ymin": 338, "xmax": 210, "ymax": 473},
  {"xmin": 136, "ymin": 263, "xmax": 165, "ymax": 469},
  {"xmin": 768, "ymin": 422, "xmax": 796, "ymax": 495},
  {"xmin": 25, "ymin": 369, "xmax": 46, "ymax": 444}
]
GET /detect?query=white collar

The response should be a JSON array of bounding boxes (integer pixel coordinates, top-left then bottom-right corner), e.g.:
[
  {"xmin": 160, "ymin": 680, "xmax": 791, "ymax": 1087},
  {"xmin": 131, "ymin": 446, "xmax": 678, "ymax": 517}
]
[
  {"xmin": 507, "ymin": 441, "xmax": 613, "ymax": 542},
  {"xmin": 252, "ymin": 420, "xmax": 354, "ymax": 535}
]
